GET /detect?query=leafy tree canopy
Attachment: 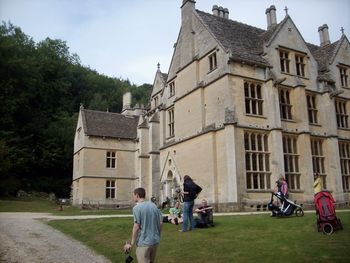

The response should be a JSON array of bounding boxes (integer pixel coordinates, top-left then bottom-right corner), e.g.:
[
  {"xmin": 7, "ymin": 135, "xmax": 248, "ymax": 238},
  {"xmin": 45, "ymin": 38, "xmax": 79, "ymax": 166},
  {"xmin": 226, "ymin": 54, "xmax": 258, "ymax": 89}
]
[{"xmin": 0, "ymin": 22, "xmax": 152, "ymax": 197}]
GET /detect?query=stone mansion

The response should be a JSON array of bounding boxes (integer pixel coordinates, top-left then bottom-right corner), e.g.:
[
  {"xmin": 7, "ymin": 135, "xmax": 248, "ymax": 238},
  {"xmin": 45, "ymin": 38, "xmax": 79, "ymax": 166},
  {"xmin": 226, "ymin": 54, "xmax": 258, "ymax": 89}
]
[{"xmin": 73, "ymin": 1, "xmax": 350, "ymax": 211}]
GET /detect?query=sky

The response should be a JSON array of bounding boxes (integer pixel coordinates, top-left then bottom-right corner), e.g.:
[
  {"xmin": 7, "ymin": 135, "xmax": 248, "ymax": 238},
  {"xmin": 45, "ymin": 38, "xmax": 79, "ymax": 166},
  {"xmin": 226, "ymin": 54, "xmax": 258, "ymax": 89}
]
[{"xmin": 1, "ymin": 0, "xmax": 349, "ymax": 85}]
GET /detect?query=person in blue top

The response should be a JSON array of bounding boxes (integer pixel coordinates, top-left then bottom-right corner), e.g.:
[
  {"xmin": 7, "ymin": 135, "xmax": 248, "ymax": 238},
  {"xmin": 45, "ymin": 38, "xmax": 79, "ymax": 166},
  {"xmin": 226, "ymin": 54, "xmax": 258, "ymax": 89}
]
[{"xmin": 123, "ymin": 187, "xmax": 163, "ymax": 263}]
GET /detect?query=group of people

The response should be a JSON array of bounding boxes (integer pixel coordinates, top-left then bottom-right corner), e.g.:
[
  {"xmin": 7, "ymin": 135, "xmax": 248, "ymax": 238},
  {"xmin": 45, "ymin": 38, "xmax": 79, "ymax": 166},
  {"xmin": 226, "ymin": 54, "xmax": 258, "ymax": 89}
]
[
  {"xmin": 124, "ymin": 175, "xmax": 214, "ymax": 263},
  {"xmin": 123, "ymin": 172, "xmax": 323, "ymax": 262},
  {"xmin": 123, "ymin": 175, "xmax": 211, "ymax": 263}
]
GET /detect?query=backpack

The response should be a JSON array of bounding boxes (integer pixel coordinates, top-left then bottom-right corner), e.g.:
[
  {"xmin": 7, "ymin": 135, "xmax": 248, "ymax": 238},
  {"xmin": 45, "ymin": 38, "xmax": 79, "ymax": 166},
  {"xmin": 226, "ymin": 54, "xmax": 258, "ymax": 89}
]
[
  {"xmin": 195, "ymin": 184, "xmax": 202, "ymax": 198},
  {"xmin": 189, "ymin": 182, "xmax": 202, "ymax": 200}
]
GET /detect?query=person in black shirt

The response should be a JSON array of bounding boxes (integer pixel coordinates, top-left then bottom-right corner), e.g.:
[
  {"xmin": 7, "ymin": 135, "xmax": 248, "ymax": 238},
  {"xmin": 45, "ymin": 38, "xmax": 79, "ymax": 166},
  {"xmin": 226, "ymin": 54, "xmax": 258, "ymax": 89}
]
[
  {"xmin": 195, "ymin": 199, "xmax": 214, "ymax": 228},
  {"xmin": 179, "ymin": 175, "xmax": 202, "ymax": 232}
]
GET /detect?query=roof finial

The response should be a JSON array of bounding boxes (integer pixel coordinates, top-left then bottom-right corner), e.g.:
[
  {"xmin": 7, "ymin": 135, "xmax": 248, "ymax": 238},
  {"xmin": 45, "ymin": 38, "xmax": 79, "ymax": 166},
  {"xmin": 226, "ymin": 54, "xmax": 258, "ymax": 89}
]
[
  {"xmin": 157, "ymin": 62, "xmax": 160, "ymax": 71},
  {"xmin": 284, "ymin": 6, "xmax": 288, "ymax": 15},
  {"xmin": 341, "ymin": 27, "xmax": 345, "ymax": 35}
]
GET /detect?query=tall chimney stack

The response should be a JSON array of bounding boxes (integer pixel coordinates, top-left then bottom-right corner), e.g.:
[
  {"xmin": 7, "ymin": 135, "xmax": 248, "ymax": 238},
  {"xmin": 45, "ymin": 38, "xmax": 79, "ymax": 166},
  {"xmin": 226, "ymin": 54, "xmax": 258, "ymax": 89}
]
[
  {"xmin": 223, "ymin": 8, "xmax": 229, "ymax": 19},
  {"xmin": 218, "ymin": 6, "xmax": 224, "ymax": 17},
  {"xmin": 318, "ymin": 24, "xmax": 331, "ymax": 47},
  {"xmin": 212, "ymin": 5, "xmax": 229, "ymax": 19},
  {"xmin": 212, "ymin": 5, "xmax": 219, "ymax": 16},
  {"xmin": 123, "ymin": 92, "xmax": 131, "ymax": 110},
  {"xmin": 266, "ymin": 5, "xmax": 277, "ymax": 29}
]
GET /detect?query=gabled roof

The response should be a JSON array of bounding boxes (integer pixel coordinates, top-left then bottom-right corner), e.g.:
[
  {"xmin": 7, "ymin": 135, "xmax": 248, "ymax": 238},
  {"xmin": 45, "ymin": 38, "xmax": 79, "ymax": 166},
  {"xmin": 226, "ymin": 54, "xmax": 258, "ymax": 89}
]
[
  {"xmin": 81, "ymin": 109, "xmax": 138, "ymax": 139},
  {"xmin": 195, "ymin": 9, "xmax": 347, "ymax": 82},
  {"xmin": 151, "ymin": 69, "xmax": 167, "ymax": 98},
  {"xmin": 196, "ymin": 10, "xmax": 269, "ymax": 66},
  {"xmin": 307, "ymin": 41, "xmax": 339, "ymax": 72}
]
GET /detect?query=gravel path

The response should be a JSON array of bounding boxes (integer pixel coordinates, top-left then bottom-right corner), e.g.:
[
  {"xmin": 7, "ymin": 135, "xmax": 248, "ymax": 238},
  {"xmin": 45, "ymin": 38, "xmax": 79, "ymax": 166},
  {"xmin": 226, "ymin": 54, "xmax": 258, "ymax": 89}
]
[{"xmin": 0, "ymin": 213, "xmax": 114, "ymax": 263}]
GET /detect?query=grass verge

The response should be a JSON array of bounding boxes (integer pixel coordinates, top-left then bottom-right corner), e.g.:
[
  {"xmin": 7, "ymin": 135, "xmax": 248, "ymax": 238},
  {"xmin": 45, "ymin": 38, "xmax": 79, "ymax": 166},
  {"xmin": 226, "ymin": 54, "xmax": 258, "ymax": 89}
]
[{"xmin": 0, "ymin": 199, "xmax": 132, "ymax": 215}]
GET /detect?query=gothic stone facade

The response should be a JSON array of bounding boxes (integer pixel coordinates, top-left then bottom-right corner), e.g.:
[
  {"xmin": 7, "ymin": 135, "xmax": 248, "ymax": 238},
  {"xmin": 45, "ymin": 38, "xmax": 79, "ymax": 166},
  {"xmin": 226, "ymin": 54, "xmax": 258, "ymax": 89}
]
[{"xmin": 72, "ymin": 1, "xmax": 350, "ymax": 211}]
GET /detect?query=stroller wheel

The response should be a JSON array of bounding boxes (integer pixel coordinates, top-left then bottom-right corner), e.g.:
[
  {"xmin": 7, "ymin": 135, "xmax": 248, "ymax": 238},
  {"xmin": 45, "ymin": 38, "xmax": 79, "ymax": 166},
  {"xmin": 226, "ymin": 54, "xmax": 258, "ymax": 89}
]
[
  {"xmin": 295, "ymin": 208, "xmax": 304, "ymax": 217},
  {"xmin": 323, "ymin": 223, "xmax": 333, "ymax": 235}
]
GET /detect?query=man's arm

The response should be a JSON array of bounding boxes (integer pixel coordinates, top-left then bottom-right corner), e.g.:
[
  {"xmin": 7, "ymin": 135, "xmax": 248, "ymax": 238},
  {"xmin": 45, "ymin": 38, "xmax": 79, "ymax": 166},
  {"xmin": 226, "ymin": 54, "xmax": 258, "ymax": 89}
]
[
  {"xmin": 124, "ymin": 223, "xmax": 140, "ymax": 253},
  {"xmin": 196, "ymin": 206, "xmax": 213, "ymax": 213}
]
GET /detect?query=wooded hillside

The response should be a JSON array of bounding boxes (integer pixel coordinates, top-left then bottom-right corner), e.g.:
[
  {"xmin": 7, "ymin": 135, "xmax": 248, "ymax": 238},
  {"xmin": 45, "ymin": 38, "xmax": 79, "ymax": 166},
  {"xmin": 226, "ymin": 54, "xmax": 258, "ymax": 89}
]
[{"xmin": 0, "ymin": 22, "xmax": 152, "ymax": 197}]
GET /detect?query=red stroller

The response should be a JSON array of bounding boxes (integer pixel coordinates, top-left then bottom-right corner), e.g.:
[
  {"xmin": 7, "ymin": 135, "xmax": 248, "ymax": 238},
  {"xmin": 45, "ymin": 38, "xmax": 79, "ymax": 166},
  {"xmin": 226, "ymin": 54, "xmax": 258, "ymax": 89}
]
[{"xmin": 314, "ymin": 191, "xmax": 343, "ymax": 235}]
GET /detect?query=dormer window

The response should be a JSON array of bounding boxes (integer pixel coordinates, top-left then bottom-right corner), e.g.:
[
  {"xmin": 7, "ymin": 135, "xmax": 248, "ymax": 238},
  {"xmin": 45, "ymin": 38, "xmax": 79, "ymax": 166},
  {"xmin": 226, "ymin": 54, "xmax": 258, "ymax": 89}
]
[
  {"xmin": 209, "ymin": 52, "xmax": 217, "ymax": 71},
  {"xmin": 295, "ymin": 54, "xmax": 306, "ymax": 77},
  {"xmin": 169, "ymin": 81, "xmax": 175, "ymax": 97},
  {"xmin": 279, "ymin": 50, "xmax": 290, "ymax": 73},
  {"xmin": 340, "ymin": 66, "xmax": 348, "ymax": 88}
]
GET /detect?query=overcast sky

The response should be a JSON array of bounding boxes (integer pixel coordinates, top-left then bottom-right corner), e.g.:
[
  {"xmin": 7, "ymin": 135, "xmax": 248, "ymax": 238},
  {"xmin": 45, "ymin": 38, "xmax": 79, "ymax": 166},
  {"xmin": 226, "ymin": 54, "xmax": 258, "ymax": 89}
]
[{"xmin": 1, "ymin": 0, "xmax": 349, "ymax": 85}]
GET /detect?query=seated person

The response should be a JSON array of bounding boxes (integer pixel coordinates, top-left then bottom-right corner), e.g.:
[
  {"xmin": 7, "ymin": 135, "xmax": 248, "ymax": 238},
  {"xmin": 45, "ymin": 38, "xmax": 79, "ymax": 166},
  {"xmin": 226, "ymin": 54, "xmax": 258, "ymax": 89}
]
[
  {"xmin": 161, "ymin": 196, "xmax": 170, "ymax": 210},
  {"xmin": 168, "ymin": 201, "xmax": 183, "ymax": 225},
  {"xmin": 194, "ymin": 199, "xmax": 214, "ymax": 228}
]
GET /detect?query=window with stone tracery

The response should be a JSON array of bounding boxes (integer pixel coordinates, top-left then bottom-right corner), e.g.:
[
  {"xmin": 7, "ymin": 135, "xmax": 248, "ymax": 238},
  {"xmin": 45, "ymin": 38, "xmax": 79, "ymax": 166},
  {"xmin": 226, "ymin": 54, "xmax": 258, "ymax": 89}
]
[
  {"xmin": 168, "ymin": 108, "xmax": 175, "ymax": 138},
  {"xmin": 335, "ymin": 99, "xmax": 349, "ymax": 129},
  {"xmin": 244, "ymin": 131, "xmax": 270, "ymax": 190},
  {"xmin": 306, "ymin": 94, "xmax": 318, "ymax": 124},
  {"xmin": 283, "ymin": 135, "xmax": 300, "ymax": 190},
  {"xmin": 244, "ymin": 81, "xmax": 263, "ymax": 116},
  {"xmin": 295, "ymin": 54, "xmax": 305, "ymax": 77},
  {"xmin": 279, "ymin": 88, "xmax": 292, "ymax": 120},
  {"xmin": 279, "ymin": 50, "xmax": 290, "ymax": 73},
  {"xmin": 339, "ymin": 66, "xmax": 348, "ymax": 88},
  {"xmin": 339, "ymin": 141, "xmax": 350, "ymax": 191},
  {"xmin": 311, "ymin": 138, "xmax": 327, "ymax": 189}
]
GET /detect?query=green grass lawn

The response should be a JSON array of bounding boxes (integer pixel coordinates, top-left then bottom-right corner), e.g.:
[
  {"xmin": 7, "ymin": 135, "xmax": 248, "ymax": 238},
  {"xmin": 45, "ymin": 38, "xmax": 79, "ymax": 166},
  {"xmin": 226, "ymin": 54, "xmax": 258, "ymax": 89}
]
[{"xmin": 47, "ymin": 212, "xmax": 350, "ymax": 263}]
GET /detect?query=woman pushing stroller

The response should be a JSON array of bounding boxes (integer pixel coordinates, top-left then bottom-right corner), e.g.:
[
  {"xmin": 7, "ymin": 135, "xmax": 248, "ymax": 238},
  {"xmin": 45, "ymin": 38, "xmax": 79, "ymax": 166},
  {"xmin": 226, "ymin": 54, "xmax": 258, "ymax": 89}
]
[
  {"xmin": 275, "ymin": 175, "xmax": 289, "ymax": 199},
  {"xmin": 268, "ymin": 175, "xmax": 303, "ymax": 217}
]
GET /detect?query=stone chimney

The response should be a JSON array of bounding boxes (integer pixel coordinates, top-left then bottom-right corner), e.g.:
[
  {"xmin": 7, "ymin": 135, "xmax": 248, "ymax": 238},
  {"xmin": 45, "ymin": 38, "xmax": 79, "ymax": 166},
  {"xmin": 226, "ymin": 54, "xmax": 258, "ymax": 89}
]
[
  {"xmin": 122, "ymin": 92, "xmax": 131, "ymax": 111},
  {"xmin": 218, "ymin": 6, "xmax": 224, "ymax": 17},
  {"xmin": 318, "ymin": 24, "xmax": 331, "ymax": 47},
  {"xmin": 181, "ymin": 0, "xmax": 196, "ymax": 24},
  {"xmin": 266, "ymin": 5, "xmax": 277, "ymax": 29},
  {"xmin": 212, "ymin": 5, "xmax": 229, "ymax": 19},
  {"xmin": 212, "ymin": 5, "xmax": 219, "ymax": 16},
  {"xmin": 223, "ymin": 8, "xmax": 229, "ymax": 19}
]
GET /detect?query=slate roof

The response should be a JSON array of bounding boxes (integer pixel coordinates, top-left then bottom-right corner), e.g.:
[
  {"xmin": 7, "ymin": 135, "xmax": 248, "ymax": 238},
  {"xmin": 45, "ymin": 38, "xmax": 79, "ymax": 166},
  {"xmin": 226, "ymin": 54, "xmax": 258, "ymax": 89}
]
[
  {"xmin": 196, "ymin": 10, "xmax": 269, "ymax": 66},
  {"xmin": 307, "ymin": 41, "xmax": 339, "ymax": 72},
  {"xmin": 81, "ymin": 109, "xmax": 139, "ymax": 139},
  {"xmin": 196, "ymin": 9, "xmax": 342, "ymax": 82}
]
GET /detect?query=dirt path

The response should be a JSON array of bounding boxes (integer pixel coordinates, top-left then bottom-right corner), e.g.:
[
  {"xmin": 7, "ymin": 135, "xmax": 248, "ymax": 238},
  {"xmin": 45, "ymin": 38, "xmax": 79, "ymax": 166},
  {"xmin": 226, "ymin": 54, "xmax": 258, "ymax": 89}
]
[{"xmin": 0, "ymin": 213, "xmax": 113, "ymax": 263}]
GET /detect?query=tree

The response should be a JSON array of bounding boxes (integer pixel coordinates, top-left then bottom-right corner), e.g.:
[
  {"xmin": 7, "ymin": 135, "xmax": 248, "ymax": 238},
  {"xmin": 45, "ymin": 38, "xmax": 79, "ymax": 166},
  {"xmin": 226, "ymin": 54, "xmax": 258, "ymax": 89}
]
[{"xmin": 0, "ymin": 22, "xmax": 152, "ymax": 197}]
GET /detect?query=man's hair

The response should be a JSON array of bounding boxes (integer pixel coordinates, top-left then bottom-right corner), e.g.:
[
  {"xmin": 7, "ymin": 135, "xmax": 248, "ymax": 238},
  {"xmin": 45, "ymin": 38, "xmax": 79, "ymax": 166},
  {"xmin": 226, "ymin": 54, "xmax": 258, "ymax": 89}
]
[{"xmin": 134, "ymin": 187, "xmax": 146, "ymax": 198}]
